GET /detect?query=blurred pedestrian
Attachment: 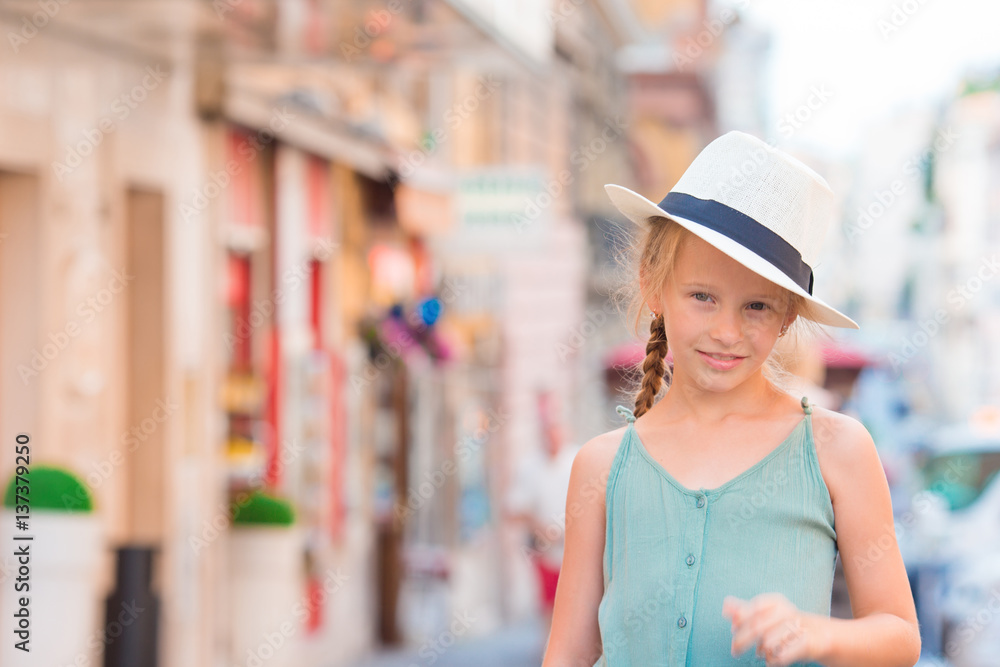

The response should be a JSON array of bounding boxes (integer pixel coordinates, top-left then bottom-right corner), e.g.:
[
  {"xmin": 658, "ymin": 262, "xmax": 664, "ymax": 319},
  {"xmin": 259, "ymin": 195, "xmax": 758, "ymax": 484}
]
[
  {"xmin": 505, "ymin": 393, "xmax": 580, "ymax": 630},
  {"xmin": 543, "ymin": 131, "xmax": 920, "ymax": 666}
]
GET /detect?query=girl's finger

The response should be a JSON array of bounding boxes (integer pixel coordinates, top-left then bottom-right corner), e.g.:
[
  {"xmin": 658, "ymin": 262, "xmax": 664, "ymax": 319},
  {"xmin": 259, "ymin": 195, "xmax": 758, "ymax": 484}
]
[
  {"xmin": 759, "ymin": 619, "xmax": 806, "ymax": 666},
  {"xmin": 721, "ymin": 595, "xmax": 746, "ymax": 620},
  {"xmin": 730, "ymin": 610, "xmax": 775, "ymax": 656},
  {"xmin": 752, "ymin": 615, "xmax": 796, "ymax": 658},
  {"xmin": 733, "ymin": 605, "xmax": 799, "ymax": 656}
]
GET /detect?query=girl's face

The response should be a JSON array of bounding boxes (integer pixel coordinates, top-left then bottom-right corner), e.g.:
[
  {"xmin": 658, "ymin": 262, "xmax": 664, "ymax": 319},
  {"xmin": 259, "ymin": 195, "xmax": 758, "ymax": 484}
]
[{"xmin": 654, "ymin": 235, "xmax": 794, "ymax": 391}]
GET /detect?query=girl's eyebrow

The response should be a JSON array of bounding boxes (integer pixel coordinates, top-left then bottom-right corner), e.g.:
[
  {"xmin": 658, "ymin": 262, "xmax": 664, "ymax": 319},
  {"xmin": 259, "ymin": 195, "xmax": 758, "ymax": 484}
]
[{"xmin": 680, "ymin": 282, "xmax": 780, "ymax": 300}]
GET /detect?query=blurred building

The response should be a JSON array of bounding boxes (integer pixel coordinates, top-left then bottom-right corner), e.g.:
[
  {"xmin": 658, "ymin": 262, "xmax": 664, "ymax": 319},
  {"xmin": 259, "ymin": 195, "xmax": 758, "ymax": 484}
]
[
  {"xmin": 0, "ymin": 1, "xmax": 650, "ymax": 665},
  {"xmin": 817, "ymin": 74, "xmax": 1000, "ymax": 424},
  {"xmin": 924, "ymin": 77, "xmax": 1000, "ymax": 421}
]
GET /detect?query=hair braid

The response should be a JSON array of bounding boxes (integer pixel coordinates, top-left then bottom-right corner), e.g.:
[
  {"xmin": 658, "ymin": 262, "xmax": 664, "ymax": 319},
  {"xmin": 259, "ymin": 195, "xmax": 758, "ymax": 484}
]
[{"xmin": 634, "ymin": 313, "xmax": 668, "ymax": 418}]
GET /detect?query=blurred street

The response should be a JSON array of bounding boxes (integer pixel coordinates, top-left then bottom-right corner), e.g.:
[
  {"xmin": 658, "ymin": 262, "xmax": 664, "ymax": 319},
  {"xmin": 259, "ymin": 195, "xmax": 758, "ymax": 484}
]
[
  {"xmin": 1, "ymin": 1, "xmax": 1000, "ymax": 666},
  {"xmin": 345, "ymin": 617, "xmax": 546, "ymax": 667}
]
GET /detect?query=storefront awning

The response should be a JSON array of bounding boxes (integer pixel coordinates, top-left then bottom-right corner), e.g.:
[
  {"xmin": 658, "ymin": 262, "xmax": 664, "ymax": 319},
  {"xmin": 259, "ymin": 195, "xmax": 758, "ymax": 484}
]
[{"xmin": 224, "ymin": 86, "xmax": 396, "ymax": 181}]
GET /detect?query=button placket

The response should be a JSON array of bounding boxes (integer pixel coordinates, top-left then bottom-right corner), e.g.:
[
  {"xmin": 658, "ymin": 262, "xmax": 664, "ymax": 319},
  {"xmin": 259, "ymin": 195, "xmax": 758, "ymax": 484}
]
[{"xmin": 675, "ymin": 489, "xmax": 708, "ymax": 663}]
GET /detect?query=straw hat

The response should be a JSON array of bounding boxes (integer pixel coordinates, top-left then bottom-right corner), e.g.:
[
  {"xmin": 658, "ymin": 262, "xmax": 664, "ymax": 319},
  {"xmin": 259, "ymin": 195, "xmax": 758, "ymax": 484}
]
[{"xmin": 605, "ymin": 131, "xmax": 859, "ymax": 329}]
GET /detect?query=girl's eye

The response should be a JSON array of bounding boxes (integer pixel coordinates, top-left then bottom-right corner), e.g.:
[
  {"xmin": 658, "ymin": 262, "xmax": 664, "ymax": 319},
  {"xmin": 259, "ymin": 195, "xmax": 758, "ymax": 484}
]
[{"xmin": 692, "ymin": 293, "xmax": 770, "ymax": 312}]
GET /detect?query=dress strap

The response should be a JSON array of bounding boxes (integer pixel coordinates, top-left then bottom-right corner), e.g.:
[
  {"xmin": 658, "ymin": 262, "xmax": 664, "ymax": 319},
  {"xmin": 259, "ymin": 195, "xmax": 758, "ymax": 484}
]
[
  {"xmin": 800, "ymin": 395, "xmax": 813, "ymax": 415},
  {"xmin": 615, "ymin": 405, "xmax": 636, "ymax": 424}
]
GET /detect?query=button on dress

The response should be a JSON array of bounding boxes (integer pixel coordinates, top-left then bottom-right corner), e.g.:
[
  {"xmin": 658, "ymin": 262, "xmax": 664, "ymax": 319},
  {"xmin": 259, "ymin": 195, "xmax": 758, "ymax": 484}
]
[{"xmin": 592, "ymin": 396, "xmax": 836, "ymax": 666}]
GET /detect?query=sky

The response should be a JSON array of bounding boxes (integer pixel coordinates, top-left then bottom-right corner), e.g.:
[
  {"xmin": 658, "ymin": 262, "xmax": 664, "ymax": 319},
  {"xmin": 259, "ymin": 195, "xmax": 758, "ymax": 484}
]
[{"xmin": 733, "ymin": 0, "xmax": 1000, "ymax": 158}]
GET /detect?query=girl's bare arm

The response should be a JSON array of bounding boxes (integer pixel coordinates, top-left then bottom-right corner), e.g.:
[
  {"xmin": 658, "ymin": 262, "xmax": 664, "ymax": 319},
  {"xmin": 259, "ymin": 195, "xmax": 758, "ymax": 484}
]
[{"xmin": 812, "ymin": 409, "xmax": 921, "ymax": 666}]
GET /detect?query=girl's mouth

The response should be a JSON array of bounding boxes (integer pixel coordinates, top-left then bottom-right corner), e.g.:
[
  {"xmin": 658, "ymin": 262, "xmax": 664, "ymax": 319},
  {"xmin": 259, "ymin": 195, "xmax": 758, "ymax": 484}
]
[{"xmin": 698, "ymin": 351, "xmax": 745, "ymax": 370}]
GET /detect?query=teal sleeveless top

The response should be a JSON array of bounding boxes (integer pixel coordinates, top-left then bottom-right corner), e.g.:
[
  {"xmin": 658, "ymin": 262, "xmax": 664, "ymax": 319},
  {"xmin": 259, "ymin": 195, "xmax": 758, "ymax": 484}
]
[{"xmin": 592, "ymin": 396, "xmax": 836, "ymax": 666}]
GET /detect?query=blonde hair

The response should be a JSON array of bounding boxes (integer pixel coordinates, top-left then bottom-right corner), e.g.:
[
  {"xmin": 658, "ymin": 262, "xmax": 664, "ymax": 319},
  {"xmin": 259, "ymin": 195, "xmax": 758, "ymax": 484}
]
[{"xmin": 611, "ymin": 216, "xmax": 831, "ymax": 418}]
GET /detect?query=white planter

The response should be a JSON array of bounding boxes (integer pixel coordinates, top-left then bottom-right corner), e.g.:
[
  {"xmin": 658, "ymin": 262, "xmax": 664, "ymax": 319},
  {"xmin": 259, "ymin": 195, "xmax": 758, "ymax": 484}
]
[
  {"xmin": 0, "ymin": 510, "xmax": 103, "ymax": 667},
  {"xmin": 229, "ymin": 526, "xmax": 304, "ymax": 667}
]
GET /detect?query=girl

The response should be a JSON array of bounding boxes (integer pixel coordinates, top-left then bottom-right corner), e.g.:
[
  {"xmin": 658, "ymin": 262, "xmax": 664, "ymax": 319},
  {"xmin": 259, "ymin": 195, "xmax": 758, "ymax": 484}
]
[{"xmin": 542, "ymin": 132, "xmax": 920, "ymax": 667}]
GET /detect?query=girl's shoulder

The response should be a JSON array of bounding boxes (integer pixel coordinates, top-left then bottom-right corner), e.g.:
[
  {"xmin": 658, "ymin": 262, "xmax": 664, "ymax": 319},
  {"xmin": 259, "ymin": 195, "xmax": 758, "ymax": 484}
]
[
  {"xmin": 569, "ymin": 424, "xmax": 632, "ymax": 507},
  {"xmin": 808, "ymin": 404, "xmax": 880, "ymax": 507}
]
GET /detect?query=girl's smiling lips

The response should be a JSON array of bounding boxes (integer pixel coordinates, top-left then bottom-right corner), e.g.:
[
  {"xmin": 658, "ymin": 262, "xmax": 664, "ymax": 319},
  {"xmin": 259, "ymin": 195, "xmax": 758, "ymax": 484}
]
[{"xmin": 697, "ymin": 350, "xmax": 746, "ymax": 370}]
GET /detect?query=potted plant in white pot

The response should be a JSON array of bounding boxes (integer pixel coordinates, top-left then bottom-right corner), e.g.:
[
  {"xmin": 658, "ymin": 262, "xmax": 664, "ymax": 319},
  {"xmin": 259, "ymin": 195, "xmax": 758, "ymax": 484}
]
[
  {"xmin": 229, "ymin": 490, "xmax": 304, "ymax": 667},
  {"xmin": 1, "ymin": 465, "xmax": 102, "ymax": 667}
]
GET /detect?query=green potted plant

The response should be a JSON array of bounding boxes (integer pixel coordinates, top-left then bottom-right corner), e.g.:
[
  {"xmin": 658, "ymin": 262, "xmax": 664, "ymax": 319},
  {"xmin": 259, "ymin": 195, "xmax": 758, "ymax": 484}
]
[
  {"xmin": 2, "ymin": 465, "xmax": 102, "ymax": 666},
  {"xmin": 228, "ymin": 490, "xmax": 303, "ymax": 667},
  {"xmin": 231, "ymin": 489, "xmax": 295, "ymax": 526}
]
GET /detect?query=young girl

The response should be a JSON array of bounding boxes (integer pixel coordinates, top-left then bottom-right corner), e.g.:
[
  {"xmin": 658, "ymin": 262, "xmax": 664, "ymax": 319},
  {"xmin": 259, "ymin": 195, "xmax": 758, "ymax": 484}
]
[{"xmin": 542, "ymin": 132, "xmax": 920, "ymax": 667}]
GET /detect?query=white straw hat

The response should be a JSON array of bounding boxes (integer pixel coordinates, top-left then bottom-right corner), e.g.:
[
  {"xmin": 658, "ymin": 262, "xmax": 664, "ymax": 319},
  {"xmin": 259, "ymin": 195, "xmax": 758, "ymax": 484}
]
[{"xmin": 605, "ymin": 131, "xmax": 859, "ymax": 330}]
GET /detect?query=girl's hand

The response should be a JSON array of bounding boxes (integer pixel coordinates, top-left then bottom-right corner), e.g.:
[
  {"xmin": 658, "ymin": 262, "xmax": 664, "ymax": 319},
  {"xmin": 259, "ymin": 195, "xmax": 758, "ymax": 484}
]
[{"xmin": 723, "ymin": 593, "xmax": 827, "ymax": 666}]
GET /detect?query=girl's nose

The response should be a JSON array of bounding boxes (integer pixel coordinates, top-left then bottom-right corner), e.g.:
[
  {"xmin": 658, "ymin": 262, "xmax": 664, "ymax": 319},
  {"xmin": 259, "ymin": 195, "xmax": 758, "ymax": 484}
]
[{"xmin": 710, "ymin": 310, "xmax": 744, "ymax": 346}]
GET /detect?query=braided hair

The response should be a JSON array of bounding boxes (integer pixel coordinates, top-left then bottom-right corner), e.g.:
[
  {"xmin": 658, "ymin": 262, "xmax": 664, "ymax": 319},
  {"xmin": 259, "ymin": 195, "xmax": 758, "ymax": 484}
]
[
  {"xmin": 618, "ymin": 216, "xmax": 686, "ymax": 419},
  {"xmin": 634, "ymin": 312, "xmax": 668, "ymax": 418}
]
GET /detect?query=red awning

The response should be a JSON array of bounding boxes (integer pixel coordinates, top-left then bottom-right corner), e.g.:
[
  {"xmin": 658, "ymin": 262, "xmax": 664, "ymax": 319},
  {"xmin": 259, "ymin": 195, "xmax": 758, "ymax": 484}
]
[
  {"xmin": 819, "ymin": 342, "xmax": 876, "ymax": 369},
  {"xmin": 603, "ymin": 340, "xmax": 673, "ymax": 369}
]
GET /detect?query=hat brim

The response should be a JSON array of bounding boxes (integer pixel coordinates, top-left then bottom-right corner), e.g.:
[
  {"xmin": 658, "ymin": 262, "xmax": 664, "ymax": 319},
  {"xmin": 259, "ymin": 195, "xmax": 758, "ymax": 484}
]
[{"xmin": 605, "ymin": 184, "xmax": 860, "ymax": 330}]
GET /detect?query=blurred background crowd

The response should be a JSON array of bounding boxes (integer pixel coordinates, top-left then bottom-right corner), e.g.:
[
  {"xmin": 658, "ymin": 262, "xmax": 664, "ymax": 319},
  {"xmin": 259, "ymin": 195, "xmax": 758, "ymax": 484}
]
[{"xmin": 0, "ymin": 0, "xmax": 999, "ymax": 666}]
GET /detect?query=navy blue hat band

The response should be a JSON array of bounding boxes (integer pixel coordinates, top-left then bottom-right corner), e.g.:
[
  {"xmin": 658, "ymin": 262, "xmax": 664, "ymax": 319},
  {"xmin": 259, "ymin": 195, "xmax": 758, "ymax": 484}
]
[{"xmin": 657, "ymin": 192, "xmax": 814, "ymax": 295}]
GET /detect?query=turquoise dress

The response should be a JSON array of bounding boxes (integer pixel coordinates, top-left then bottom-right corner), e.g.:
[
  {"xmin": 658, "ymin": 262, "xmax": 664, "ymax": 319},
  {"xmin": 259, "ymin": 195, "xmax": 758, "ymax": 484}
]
[{"xmin": 592, "ymin": 396, "xmax": 836, "ymax": 666}]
